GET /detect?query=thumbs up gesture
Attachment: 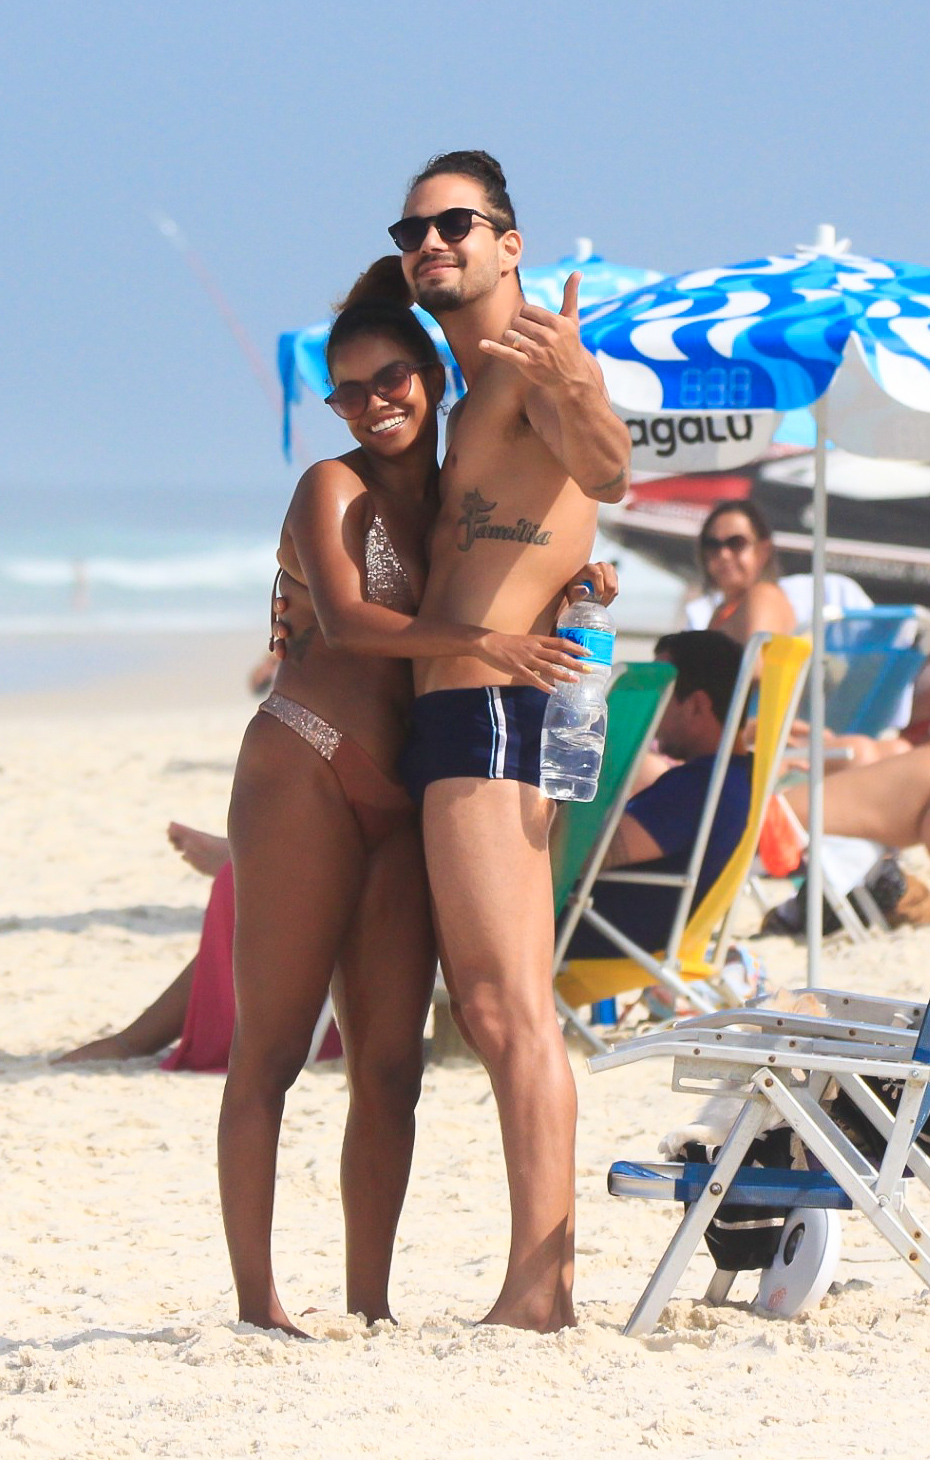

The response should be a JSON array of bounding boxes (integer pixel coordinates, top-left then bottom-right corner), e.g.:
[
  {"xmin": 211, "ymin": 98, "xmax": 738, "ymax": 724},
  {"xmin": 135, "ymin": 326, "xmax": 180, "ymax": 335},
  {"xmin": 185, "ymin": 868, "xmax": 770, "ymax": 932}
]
[
  {"xmin": 479, "ymin": 271, "xmax": 597, "ymax": 391},
  {"xmin": 559, "ymin": 270, "xmax": 581, "ymax": 324}
]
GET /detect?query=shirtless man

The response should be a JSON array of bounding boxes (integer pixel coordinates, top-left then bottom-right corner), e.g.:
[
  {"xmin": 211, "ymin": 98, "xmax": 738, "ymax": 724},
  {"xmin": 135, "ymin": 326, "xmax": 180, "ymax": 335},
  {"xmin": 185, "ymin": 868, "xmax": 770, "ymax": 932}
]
[{"xmin": 390, "ymin": 151, "xmax": 631, "ymax": 1331}]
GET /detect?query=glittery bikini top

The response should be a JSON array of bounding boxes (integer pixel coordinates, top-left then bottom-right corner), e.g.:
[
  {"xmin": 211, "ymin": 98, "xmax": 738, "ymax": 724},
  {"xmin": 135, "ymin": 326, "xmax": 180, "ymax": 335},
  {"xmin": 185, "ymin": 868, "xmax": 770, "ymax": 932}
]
[{"xmin": 364, "ymin": 514, "xmax": 416, "ymax": 614}]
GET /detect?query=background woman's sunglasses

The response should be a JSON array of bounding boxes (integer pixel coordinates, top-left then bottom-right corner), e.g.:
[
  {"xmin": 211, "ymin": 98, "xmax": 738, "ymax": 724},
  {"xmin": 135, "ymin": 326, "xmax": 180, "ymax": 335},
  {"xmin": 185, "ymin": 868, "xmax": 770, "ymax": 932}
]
[
  {"xmin": 387, "ymin": 207, "xmax": 505, "ymax": 253},
  {"xmin": 325, "ymin": 360, "xmax": 433, "ymax": 420},
  {"xmin": 700, "ymin": 533, "xmax": 754, "ymax": 556}
]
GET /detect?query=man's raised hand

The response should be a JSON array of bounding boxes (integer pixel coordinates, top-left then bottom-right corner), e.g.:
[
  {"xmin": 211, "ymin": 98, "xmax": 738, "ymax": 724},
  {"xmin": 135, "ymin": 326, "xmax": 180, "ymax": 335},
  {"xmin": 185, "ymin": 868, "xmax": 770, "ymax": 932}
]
[{"xmin": 478, "ymin": 271, "xmax": 596, "ymax": 391}]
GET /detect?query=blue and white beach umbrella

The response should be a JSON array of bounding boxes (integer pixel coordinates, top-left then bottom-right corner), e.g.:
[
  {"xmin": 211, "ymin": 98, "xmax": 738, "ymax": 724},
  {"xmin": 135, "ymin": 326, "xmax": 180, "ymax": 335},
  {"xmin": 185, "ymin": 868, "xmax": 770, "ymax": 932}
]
[
  {"xmin": 581, "ymin": 226, "xmax": 930, "ymax": 977},
  {"xmin": 582, "ymin": 230, "xmax": 930, "ymax": 448},
  {"xmin": 520, "ymin": 240, "xmax": 660, "ymax": 314},
  {"xmin": 278, "ymin": 241, "xmax": 661, "ymax": 456}
]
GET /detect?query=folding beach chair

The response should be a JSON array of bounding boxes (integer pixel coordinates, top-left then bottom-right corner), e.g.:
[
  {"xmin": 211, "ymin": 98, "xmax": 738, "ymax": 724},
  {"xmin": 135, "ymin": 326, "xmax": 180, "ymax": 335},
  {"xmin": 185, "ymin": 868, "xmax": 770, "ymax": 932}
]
[
  {"xmin": 752, "ymin": 605, "xmax": 930, "ymax": 944},
  {"xmin": 553, "ymin": 634, "xmax": 811, "ymax": 1027},
  {"xmin": 550, "ymin": 660, "xmax": 677, "ymax": 1053},
  {"xmin": 818, "ymin": 605, "xmax": 930, "ymax": 738},
  {"xmin": 750, "ymin": 792, "xmax": 885, "ymax": 946},
  {"xmin": 589, "ymin": 993, "xmax": 930, "ymax": 1335}
]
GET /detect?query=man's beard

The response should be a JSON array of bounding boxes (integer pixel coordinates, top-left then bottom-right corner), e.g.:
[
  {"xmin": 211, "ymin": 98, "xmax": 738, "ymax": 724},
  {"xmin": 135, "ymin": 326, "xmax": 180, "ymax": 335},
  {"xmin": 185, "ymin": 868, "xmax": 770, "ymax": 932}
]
[
  {"xmin": 414, "ymin": 275, "xmax": 467, "ymax": 316},
  {"xmin": 413, "ymin": 252, "xmax": 500, "ymax": 317}
]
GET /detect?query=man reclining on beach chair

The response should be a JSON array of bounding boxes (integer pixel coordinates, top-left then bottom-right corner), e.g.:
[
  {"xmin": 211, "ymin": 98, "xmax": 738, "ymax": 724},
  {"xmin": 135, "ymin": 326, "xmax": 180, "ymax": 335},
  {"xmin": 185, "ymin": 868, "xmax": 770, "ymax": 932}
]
[
  {"xmin": 556, "ymin": 631, "xmax": 751, "ymax": 1002},
  {"xmin": 753, "ymin": 739, "xmax": 930, "ymax": 940},
  {"xmin": 554, "ymin": 631, "xmax": 812, "ymax": 1034},
  {"xmin": 551, "ymin": 627, "xmax": 770, "ymax": 1039}
]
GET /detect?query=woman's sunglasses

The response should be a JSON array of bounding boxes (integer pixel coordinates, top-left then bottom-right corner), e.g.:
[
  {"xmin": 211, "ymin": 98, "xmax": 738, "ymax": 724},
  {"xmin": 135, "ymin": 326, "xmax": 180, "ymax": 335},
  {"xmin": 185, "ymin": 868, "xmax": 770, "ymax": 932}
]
[
  {"xmin": 700, "ymin": 533, "xmax": 754, "ymax": 556},
  {"xmin": 324, "ymin": 360, "xmax": 433, "ymax": 421},
  {"xmin": 387, "ymin": 207, "xmax": 505, "ymax": 253}
]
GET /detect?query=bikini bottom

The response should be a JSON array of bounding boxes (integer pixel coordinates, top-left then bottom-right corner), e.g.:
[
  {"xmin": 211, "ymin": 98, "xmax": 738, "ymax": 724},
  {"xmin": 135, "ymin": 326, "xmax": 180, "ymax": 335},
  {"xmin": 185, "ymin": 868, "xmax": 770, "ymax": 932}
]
[{"xmin": 259, "ymin": 692, "xmax": 414, "ymax": 850}]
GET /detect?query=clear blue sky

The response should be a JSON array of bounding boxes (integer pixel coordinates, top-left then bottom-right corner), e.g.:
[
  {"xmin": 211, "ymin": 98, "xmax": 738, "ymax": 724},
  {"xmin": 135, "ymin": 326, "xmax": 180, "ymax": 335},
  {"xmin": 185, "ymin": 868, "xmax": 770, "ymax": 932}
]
[{"xmin": 4, "ymin": 0, "xmax": 928, "ymax": 497}]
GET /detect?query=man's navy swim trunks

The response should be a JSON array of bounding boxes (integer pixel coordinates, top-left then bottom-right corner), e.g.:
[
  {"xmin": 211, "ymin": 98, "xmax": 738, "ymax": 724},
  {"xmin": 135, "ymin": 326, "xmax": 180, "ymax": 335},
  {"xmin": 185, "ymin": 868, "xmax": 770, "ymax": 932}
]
[{"xmin": 399, "ymin": 685, "xmax": 548, "ymax": 805}]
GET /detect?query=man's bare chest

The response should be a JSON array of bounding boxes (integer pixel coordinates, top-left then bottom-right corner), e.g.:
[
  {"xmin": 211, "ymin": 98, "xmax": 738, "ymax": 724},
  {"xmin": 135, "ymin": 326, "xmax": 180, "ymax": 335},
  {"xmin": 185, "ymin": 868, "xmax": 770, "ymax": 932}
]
[{"xmin": 440, "ymin": 412, "xmax": 565, "ymax": 543}]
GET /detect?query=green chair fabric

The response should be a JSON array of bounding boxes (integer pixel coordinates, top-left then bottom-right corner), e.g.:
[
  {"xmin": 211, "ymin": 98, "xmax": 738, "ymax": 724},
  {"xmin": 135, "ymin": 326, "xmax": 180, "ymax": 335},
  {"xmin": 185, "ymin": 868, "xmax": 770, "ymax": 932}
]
[{"xmin": 550, "ymin": 662, "xmax": 677, "ymax": 926}]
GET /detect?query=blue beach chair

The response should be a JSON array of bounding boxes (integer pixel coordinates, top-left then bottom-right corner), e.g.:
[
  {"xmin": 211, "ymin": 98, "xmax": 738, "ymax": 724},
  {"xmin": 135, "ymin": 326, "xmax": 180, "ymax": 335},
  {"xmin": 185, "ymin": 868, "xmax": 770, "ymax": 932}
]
[
  {"xmin": 810, "ymin": 604, "xmax": 930, "ymax": 737},
  {"xmin": 751, "ymin": 605, "xmax": 930, "ymax": 941}
]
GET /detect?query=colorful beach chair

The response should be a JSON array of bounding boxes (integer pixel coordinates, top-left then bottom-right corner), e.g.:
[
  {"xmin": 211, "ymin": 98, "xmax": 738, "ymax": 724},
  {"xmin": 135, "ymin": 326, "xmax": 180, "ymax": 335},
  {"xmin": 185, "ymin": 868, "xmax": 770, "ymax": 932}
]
[
  {"xmin": 550, "ymin": 660, "xmax": 677, "ymax": 1052},
  {"xmin": 553, "ymin": 634, "xmax": 811, "ymax": 1029},
  {"xmin": 818, "ymin": 604, "xmax": 930, "ymax": 737}
]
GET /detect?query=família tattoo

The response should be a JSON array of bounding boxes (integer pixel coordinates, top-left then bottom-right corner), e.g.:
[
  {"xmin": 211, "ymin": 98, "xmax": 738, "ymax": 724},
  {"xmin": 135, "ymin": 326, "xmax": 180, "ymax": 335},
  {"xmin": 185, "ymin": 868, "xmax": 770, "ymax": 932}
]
[{"xmin": 456, "ymin": 490, "xmax": 552, "ymax": 553}]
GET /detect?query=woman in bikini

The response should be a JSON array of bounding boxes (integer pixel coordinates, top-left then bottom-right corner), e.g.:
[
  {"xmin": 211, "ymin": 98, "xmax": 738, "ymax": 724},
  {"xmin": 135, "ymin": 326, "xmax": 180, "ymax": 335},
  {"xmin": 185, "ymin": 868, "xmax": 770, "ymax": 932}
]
[
  {"xmin": 696, "ymin": 499, "xmax": 916, "ymax": 769},
  {"xmin": 698, "ymin": 499, "xmax": 796, "ymax": 644},
  {"xmin": 218, "ymin": 259, "xmax": 589, "ymax": 1336}
]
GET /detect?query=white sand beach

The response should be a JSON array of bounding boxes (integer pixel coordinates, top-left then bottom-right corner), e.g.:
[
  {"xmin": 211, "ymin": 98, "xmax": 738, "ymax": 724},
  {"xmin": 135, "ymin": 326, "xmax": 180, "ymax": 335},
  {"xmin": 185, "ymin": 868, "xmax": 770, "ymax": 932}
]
[{"xmin": 2, "ymin": 639, "xmax": 930, "ymax": 1459}]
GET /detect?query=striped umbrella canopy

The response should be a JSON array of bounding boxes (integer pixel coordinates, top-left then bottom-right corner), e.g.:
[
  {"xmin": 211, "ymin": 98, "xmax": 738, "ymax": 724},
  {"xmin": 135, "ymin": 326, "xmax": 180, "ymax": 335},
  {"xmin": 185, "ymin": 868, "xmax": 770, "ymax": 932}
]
[
  {"xmin": 582, "ymin": 231, "xmax": 930, "ymax": 450},
  {"xmin": 278, "ymin": 242, "xmax": 660, "ymax": 456},
  {"xmin": 580, "ymin": 226, "xmax": 930, "ymax": 979}
]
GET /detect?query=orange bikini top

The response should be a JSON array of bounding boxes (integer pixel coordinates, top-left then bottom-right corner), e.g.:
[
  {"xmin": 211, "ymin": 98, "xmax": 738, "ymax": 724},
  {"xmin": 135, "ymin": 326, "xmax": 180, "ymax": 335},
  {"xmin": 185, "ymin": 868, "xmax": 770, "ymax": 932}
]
[{"xmin": 713, "ymin": 597, "xmax": 741, "ymax": 623}]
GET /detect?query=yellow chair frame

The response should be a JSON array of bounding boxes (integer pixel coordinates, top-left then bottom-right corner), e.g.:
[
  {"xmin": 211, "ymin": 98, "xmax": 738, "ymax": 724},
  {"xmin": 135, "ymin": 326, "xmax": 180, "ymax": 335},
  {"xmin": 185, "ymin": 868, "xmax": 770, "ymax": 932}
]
[{"xmin": 554, "ymin": 632, "xmax": 811, "ymax": 1016}]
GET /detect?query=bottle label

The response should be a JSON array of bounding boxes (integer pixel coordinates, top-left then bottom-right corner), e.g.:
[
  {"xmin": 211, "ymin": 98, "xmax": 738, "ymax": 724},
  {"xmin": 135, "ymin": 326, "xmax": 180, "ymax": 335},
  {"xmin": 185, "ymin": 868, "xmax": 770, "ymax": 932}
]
[{"xmin": 557, "ymin": 626, "xmax": 614, "ymax": 667}]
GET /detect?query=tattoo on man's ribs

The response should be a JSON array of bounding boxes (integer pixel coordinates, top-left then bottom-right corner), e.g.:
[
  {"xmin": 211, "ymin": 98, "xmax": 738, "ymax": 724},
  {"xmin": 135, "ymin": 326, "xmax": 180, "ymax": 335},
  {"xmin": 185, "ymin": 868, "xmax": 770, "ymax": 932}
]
[{"xmin": 456, "ymin": 489, "xmax": 552, "ymax": 553}]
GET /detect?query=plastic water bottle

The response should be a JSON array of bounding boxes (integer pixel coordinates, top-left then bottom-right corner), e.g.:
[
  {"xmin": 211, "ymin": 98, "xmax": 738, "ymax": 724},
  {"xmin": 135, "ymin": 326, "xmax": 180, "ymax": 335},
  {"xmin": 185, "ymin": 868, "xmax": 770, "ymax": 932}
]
[{"xmin": 539, "ymin": 585, "xmax": 615, "ymax": 802}]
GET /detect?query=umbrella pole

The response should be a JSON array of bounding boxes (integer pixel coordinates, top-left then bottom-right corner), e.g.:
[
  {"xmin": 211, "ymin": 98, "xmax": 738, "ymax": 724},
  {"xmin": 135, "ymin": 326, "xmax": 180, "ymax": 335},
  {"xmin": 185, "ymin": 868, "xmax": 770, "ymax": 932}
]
[{"xmin": 806, "ymin": 395, "xmax": 829, "ymax": 985}]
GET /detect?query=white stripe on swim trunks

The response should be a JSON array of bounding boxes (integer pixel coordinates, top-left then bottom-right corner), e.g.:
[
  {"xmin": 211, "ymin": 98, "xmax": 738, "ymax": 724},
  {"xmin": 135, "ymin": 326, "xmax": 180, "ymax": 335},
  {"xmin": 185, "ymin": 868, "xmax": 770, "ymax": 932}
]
[{"xmin": 487, "ymin": 687, "xmax": 508, "ymax": 778}]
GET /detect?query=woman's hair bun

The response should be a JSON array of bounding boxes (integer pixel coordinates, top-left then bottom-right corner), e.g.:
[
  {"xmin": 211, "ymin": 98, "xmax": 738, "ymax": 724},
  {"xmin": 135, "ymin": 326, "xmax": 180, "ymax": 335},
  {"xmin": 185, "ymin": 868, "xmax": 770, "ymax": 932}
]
[{"xmin": 334, "ymin": 256, "xmax": 412, "ymax": 312}]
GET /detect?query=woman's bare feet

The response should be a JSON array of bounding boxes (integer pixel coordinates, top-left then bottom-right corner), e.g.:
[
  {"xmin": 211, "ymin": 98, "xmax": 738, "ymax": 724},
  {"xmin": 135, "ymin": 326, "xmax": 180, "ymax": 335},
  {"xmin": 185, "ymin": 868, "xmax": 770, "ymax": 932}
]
[
  {"xmin": 167, "ymin": 823, "xmax": 230, "ymax": 878},
  {"xmin": 239, "ymin": 1302, "xmax": 309, "ymax": 1339},
  {"xmin": 52, "ymin": 1033, "xmax": 138, "ymax": 1064}
]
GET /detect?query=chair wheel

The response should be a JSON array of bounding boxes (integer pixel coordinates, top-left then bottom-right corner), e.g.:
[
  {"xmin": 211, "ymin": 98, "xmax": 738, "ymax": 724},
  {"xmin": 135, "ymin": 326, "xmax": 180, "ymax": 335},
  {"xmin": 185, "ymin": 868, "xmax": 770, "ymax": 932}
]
[{"xmin": 756, "ymin": 1207, "xmax": 842, "ymax": 1317}]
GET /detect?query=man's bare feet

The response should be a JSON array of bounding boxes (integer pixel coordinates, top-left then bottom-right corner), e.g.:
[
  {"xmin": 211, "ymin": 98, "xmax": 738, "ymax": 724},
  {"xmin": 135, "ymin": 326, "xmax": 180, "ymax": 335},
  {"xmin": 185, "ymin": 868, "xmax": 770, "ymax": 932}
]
[
  {"xmin": 480, "ymin": 1302, "xmax": 571, "ymax": 1334},
  {"xmin": 480, "ymin": 1278, "xmax": 576, "ymax": 1333},
  {"xmin": 167, "ymin": 823, "xmax": 230, "ymax": 878},
  {"xmin": 52, "ymin": 1033, "xmax": 138, "ymax": 1064}
]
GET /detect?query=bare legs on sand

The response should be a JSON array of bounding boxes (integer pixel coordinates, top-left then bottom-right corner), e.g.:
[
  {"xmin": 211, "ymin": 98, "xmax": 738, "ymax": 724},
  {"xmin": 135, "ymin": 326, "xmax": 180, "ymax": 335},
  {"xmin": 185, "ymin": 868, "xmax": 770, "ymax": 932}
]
[
  {"xmin": 423, "ymin": 778, "xmax": 576, "ymax": 1333},
  {"xmin": 218, "ymin": 713, "xmax": 435, "ymax": 1334},
  {"xmin": 55, "ymin": 825, "xmax": 227, "ymax": 1063},
  {"xmin": 53, "ymin": 960, "xmax": 195, "ymax": 1064}
]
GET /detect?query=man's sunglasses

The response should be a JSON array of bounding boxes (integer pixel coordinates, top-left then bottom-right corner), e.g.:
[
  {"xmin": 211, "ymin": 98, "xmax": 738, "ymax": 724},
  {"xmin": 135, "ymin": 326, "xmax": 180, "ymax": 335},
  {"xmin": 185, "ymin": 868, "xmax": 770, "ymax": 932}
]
[
  {"xmin": 387, "ymin": 207, "xmax": 506, "ymax": 253},
  {"xmin": 324, "ymin": 360, "xmax": 434, "ymax": 421},
  {"xmin": 700, "ymin": 533, "xmax": 754, "ymax": 556}
]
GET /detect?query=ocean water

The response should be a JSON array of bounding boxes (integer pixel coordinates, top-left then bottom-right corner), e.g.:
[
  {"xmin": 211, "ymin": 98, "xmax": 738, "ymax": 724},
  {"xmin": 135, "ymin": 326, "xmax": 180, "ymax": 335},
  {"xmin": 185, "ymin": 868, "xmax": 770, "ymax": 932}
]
[
  {"xmin": 0, "ymin": 484, "xmax": 687, "ymax": 694},
  {"xmin": 0, "ymin": 483, "xmax": 285, "ymax": 638}
]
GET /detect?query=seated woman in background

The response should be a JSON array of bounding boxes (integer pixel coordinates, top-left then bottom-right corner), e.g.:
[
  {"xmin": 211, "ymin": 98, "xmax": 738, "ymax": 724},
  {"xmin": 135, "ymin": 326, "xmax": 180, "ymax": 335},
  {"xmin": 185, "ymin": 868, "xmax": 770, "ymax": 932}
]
[
  {"xmin": 697, "ymin": 498, "xmax": 796, "ymax": 645},
  {"xmin": 694, "ymin": 498, "xmax": 913, "ymax": 769}
]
